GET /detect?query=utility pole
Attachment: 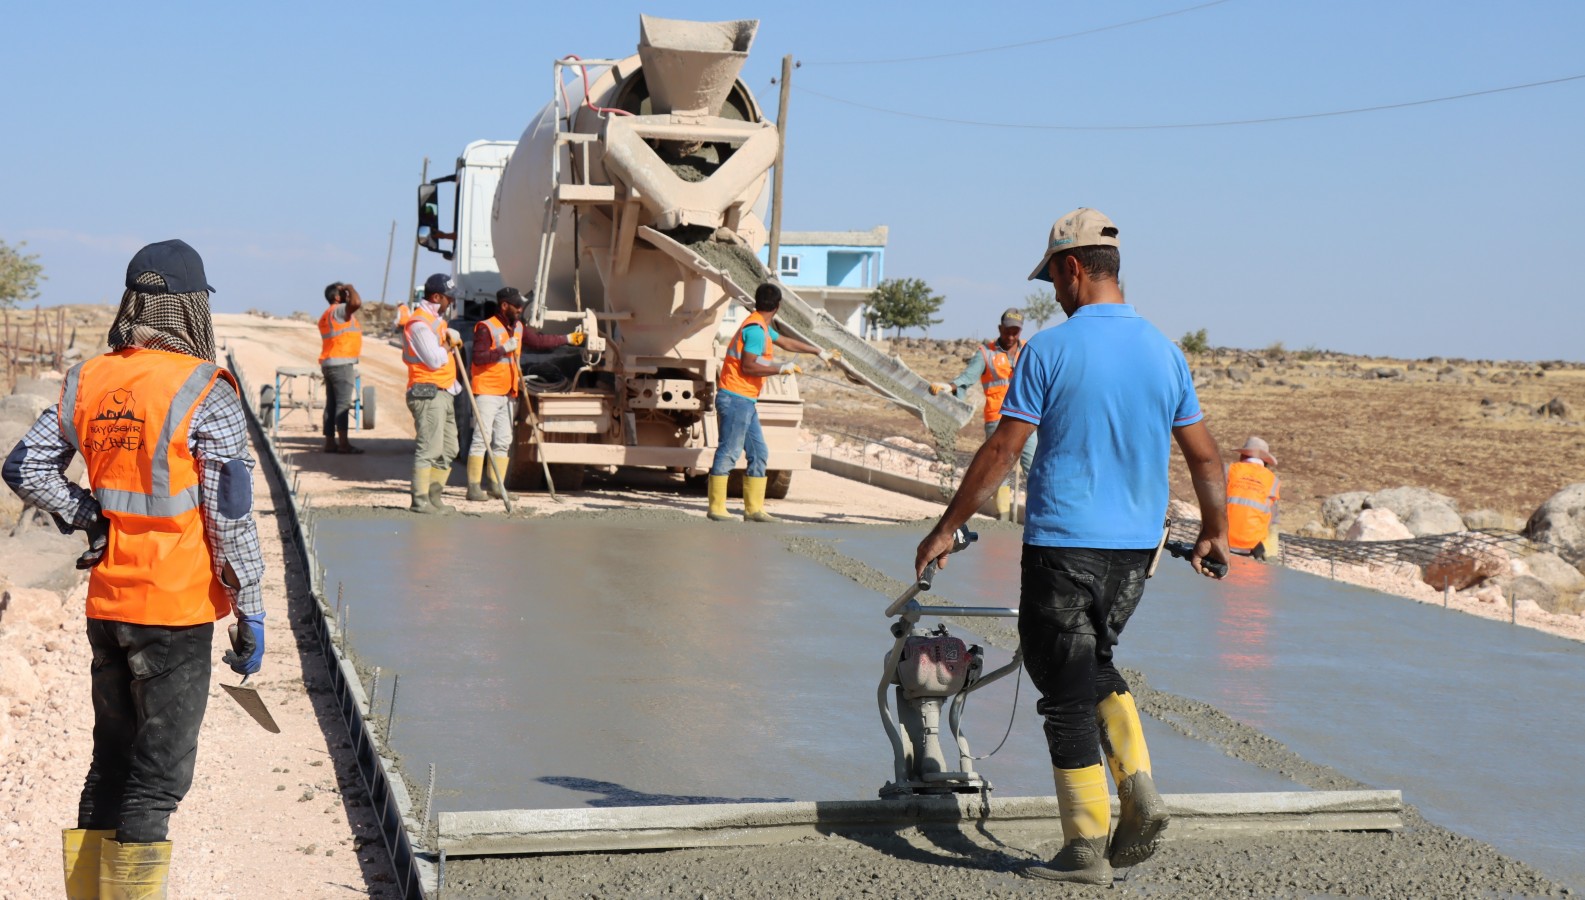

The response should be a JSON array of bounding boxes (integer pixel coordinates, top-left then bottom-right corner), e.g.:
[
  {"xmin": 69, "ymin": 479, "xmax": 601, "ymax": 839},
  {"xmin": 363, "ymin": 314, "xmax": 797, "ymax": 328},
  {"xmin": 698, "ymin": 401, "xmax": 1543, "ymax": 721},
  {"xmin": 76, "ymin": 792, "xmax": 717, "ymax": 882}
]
[
  {"xmin": 768, "ymin": 54, "xmax": 794, "ymax": 277},
  {"xmin": 406, "ymin": 157, "xmax": 430, "ymax": 308},
  {"xmin": 379, "ymin": 219, "xmax": 396, "ymax": 305}
]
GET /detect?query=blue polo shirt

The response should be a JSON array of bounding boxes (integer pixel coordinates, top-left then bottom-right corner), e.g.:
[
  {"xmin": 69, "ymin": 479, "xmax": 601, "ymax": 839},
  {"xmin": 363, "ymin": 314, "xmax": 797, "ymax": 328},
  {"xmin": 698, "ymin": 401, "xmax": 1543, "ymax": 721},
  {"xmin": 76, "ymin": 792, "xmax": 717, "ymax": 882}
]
[{"xmin": 1000, "ymin": 303, "xmax": 1201, "ymax": 548}]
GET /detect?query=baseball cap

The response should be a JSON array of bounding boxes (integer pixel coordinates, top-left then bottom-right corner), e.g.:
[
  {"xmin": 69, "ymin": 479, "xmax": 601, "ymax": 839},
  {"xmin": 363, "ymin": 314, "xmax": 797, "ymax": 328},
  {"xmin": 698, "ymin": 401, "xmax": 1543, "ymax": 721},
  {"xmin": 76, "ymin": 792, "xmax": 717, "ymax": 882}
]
[
  {"xmin": 496, "ymin": 286, "xmax": 523, "ymax": 305},
  {"xmin": 126, "ymin": 239, "xmax": 215, "ymax": 294},
  {"xmin": 1000, "ymin": 308, "xmax": 1024, "ymax": 328},
  {"xmin": 424, "ymin": 273, "xmax": 456, "ymax": 298},
  {"xmin": 1027, "ymin": 208, "xmax": 1120, "ymax": 282}
]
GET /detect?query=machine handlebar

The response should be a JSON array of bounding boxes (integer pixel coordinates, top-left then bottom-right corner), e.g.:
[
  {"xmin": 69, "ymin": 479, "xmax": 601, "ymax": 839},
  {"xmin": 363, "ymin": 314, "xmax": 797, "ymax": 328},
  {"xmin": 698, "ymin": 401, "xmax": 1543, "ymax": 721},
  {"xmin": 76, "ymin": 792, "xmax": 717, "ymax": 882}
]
[
  {"xmin": 887, "ymin": 526, "xmax": 978, "ymax": 617},
  {"xmin": 1165, "ymin": 540, "xmax": 1229, "ymax": 578}
]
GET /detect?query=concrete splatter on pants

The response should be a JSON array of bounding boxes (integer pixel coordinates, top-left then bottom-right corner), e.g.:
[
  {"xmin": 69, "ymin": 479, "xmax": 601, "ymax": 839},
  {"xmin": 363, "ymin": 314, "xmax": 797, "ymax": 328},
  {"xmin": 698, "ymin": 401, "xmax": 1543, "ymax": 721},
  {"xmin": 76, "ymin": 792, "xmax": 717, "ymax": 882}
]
[
  {"xmin": 407, "ymin": 388, "xmax": 459, "ymax": 471},
  {"xmin": 1018, "ymin": 545, "xmax": 1151, "ymax": 770},
  {"xmin": 468, "ymin": 394, "xmax": 515, "ymax": 457},
  {"xmin": 79, "ymin": 620, "xmax": 213, "ymax": 843},
  {"xmin": 986, "ymin": 418, "xmax": 1037, "ymax": 484},
  {"xmin": 321, "ymin": 362, "xmax": 357, "ymax": 438}
]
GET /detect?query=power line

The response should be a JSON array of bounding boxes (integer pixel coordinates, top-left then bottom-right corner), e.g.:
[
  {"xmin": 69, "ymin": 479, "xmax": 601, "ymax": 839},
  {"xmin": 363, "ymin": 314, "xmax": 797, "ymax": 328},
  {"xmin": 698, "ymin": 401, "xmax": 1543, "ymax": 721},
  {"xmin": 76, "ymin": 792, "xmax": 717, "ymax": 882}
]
[
  {"xmin": 795, "ymin": 73, "xmax": 1585, "ymax": 131},
  {"xmin": 803, "ymin": 0, "xmax": 1234, "ymax": 66}
]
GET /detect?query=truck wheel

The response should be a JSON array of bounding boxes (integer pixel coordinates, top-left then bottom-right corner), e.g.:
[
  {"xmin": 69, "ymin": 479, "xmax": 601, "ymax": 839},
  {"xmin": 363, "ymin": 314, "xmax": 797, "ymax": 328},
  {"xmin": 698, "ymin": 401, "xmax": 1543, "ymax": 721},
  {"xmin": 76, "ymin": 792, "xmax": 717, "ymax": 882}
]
[
  {"xmin": 549, "ymin": 464, "xmax": 585, "ymax": 492},
  {"xmin": 765, "ymin": 469, "xmax": 793, "ymax": 500},
  {"xmin": 360, "ymin": 385, "xmax": 376, "ymax": 429},
  {"xmin": 258, "ymin": 386, "xmax": 276, "ymax": 428}
]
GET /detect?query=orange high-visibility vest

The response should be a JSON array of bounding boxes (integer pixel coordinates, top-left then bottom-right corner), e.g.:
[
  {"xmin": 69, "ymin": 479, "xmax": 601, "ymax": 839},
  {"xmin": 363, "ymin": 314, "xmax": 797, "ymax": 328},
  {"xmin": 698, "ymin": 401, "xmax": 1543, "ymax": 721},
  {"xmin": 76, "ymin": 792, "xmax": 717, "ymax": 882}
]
[
  {"xmin": 396, "ymin": 304, "xmax": 413, "ymax": 328},
  {"xmin": 718, "ymin": 312, "xmax": 776, "ymax": 400},
  {"xmin": 317, "ymin": 305, "xmax": 363, "ymax": 364},
  {"xmin": 59, "ymin": 348, "xmax": 234, "ymax": 626},
  {"xmin": 469, "ymin": 318, "xmax": 522, "ymax": 397},
  {"xmin": 402, "ymin": 306, "xmax": 457, "ymax": 390},
  {"xmin": 1227, "ymin": 460, "xmax": 1280, "ymax": 550},
  {"xmin": 979, "ymin": 339, "xmax": 1025, "ymax": 422}
]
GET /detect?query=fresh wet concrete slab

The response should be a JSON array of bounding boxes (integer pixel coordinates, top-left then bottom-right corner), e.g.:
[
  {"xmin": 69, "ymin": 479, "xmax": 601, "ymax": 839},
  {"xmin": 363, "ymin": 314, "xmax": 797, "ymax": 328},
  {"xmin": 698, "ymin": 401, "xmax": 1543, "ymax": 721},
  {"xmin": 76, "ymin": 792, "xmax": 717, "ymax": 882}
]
[
  {"xmin": 312, "ymin": 516, "xmax": 1299, "ymax": 821},
  {"xmin": 821, "ymin": 527, "xmax": 1585, "ymax": 892}
]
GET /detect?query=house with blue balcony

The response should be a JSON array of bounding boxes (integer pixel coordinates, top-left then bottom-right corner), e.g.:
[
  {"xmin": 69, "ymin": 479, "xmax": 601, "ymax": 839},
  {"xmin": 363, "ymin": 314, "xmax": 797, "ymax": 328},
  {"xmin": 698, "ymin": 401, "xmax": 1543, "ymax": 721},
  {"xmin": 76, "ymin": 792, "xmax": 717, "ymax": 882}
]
[{"xmin": 720, "ymin": 226, "xmax": 887, "ymax": 339}]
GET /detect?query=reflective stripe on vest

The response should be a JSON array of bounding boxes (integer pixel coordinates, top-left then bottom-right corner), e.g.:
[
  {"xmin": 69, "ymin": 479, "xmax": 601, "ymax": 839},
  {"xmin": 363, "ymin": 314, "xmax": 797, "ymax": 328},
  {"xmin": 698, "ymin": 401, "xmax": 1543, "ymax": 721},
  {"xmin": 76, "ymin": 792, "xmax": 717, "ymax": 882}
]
[
  {"xmin": 718, "ymin": 312, "xmax": 774, "ymax": 400},
  {"xmin": 318, "ymin": 306, "xmax": 363, "ymax": 363},
  {"xmin": 979, "ymin": 339, "xmax": 1024, "ymax": 422},
  {"xmin": 1226, "ymin": 460, "xmax": 1279, "ymax": 551},
  {"xmin": 403, "ymin": 307, "xmax": 457, "ymax": 389},
  {"xmin": 469, "ymin": 318, "xmax": 522, "ymax": 397},
  {"xmin": 65, "ymin": 348, "xmax": 232, "ymax": 626}
]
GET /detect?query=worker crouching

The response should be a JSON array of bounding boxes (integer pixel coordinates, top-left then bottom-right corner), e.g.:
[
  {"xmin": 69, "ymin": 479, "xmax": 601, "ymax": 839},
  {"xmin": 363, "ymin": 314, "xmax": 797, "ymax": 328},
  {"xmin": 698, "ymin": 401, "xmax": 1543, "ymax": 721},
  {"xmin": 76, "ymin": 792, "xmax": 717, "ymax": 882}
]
[
  {"xmin": 1226, "ymin": 436, "xmax": 1281, "ymax": 560},
  {"xmin": 3, "ymin": 240, "xmax": 267, "ymax": 899}
]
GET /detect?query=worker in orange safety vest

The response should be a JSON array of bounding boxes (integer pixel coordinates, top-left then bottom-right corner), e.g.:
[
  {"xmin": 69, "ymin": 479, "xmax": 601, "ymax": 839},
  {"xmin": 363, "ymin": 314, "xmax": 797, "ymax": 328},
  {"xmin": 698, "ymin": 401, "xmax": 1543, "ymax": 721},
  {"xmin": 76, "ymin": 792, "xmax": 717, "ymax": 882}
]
[
  {"xmin": 1226, "ymin": 436, "xmax": 1281, "ymax": 560},
  {"xmin": 931, "ymin": 307, "xmax": 1038, "ymax": 518},
  {"xmin": 3, "ymin": 239, "xmax": 266, "ymax": 898},
  {"xmin": 317, "ymin": 281, "xmax": 365, "ymax": 454}
]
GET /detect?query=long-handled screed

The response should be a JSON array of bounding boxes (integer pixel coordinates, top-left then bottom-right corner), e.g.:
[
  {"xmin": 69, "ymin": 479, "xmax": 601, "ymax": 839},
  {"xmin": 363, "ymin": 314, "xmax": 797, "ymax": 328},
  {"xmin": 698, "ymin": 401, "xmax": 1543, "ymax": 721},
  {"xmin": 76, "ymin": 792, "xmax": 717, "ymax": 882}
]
[{"xmin": 452, "ymin": 347, "xmax": 515, "ymax": 515}]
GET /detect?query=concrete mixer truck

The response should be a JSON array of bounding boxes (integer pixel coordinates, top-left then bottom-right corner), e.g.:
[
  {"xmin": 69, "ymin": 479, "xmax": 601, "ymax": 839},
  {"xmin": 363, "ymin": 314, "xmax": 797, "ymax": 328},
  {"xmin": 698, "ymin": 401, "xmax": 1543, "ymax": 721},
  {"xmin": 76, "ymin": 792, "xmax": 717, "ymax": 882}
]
[{"xmin": 413, "ymin": 15, "xmax": 971, "ymax": 495}]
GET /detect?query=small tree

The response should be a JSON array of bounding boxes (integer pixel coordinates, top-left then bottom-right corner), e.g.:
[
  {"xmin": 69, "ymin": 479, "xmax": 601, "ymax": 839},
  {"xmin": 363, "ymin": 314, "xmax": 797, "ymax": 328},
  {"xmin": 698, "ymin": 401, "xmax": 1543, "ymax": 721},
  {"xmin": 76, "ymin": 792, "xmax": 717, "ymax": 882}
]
[
  {"xmin": 867, "ymin": 277, "xmax": 944, "ymax": 339},
  {"xmin": 0, "ymin": 240, "xmax": 45, "ymax": 309},
  {"xmin": 1179, "ymin": 328, "xmax": 1210, "ymax": 355},
  {"xmin": 1023, "ymin": 288, "xmax": 1058, "ymax": 329}
]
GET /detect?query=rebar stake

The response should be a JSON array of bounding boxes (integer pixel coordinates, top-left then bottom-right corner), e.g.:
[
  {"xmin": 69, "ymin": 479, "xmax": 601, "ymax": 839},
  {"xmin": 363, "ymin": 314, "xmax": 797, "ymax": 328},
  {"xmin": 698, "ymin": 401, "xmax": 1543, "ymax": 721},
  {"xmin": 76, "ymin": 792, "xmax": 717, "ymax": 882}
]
[
  {"xmin": 422, "ymin": 762, "xmax": 437, "ymax": 828},
  {"xmin": 387, "ymin": 673, "xmax": 400, "ymax": 740},
  {"xmin": 342, "ymin": 604, "xmax": 350, "ymax": 654},
  {"xmin": 369, "ymin": 666, "xmax": 382, "ymax": 718}
]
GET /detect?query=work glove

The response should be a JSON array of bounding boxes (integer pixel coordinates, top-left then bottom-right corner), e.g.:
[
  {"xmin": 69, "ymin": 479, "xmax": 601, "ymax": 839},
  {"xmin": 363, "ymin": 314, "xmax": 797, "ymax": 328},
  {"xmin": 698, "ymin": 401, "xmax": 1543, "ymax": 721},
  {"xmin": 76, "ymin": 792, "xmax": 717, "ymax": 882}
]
[
  {"xmin": 568, "ymin": 330, "xmax": 586, "ymax": 347},
  {"xmin": 929, "ymin": 382, "xmax": 954, "ymax": 396},
  {"xmin": 817, "ymin": 348, "xmax": 841, "ymax": 365},
  {"xmin": 777, "ymin": 362, "xmax": 802, "ymax": 376},
  {"xmin": 446, "ymin": 328, "xmax": 463, "ymax": 349},
  {"xmin": 74, "ymin": 513, "xmax": 110, "ymax": 570},
  {"xmin": 223, "ymin": 611, "xmax": 266, "ymax": 676}
]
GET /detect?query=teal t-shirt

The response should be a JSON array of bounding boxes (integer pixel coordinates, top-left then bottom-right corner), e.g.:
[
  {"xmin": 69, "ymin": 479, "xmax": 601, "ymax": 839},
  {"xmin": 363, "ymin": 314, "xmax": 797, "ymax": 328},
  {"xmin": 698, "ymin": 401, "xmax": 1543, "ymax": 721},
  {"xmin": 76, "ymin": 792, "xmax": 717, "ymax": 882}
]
[{"xmin": 1000, "ymin": 304, "xmax": 1201, "ymax": 548}]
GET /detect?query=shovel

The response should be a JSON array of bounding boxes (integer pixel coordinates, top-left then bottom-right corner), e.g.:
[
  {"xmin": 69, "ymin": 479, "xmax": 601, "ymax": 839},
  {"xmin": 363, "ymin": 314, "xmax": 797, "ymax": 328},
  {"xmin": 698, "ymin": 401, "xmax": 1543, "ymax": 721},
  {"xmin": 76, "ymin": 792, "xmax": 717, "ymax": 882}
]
[{"xmin": 222, "ymin": 624, "xmax": 281, "ymax": 733}]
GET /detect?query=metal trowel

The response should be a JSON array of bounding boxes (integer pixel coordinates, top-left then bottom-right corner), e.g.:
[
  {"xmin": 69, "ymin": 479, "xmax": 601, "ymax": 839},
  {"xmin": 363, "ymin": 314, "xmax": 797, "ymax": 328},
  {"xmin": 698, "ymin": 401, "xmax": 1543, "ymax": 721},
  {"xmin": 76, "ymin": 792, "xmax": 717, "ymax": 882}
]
[{"xmin": 222, "ymin": 624, "xmax": 280, "ymax": 733}]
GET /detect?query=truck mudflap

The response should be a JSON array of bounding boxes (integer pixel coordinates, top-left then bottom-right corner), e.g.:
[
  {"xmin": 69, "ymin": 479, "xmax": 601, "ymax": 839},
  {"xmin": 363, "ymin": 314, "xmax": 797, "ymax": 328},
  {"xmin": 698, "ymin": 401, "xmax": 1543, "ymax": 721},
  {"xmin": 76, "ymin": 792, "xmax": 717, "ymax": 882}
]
[{"xmin": 637, "ymin": 225, "xmax": 975, "ymax": 434}]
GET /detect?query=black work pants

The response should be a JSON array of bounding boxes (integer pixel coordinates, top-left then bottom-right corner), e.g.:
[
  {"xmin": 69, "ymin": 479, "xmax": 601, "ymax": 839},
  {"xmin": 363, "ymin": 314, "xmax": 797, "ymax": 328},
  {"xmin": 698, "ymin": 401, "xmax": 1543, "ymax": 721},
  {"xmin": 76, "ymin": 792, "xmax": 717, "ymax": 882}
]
[
  {"xmin": 79, "ymin": 619, "xmax": 213, "ymax": 843},
  {"xmin": 1019, "ymin": 545, "xmax": 1152, "ymax": 770},
  {"xmin": 322, "ymin": 363, "xmax": 358, "ymax": 438}
]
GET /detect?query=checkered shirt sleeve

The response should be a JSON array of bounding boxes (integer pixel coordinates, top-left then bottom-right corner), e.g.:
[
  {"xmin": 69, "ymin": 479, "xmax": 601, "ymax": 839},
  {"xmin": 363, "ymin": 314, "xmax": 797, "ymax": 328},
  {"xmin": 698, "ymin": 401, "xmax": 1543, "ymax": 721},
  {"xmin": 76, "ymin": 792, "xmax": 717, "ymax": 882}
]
[{"xmin": 191, "ymin": 381, "xmax": 266, "ymax": 618}]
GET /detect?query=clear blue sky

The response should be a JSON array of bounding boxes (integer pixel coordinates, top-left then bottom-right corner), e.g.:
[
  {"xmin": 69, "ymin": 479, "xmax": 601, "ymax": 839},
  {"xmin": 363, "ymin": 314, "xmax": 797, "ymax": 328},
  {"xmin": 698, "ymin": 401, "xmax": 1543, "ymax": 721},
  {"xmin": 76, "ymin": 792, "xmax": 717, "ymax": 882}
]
[{"xmin": 5, "ymin": 1, "xmax": 1582, "ymax": 360}]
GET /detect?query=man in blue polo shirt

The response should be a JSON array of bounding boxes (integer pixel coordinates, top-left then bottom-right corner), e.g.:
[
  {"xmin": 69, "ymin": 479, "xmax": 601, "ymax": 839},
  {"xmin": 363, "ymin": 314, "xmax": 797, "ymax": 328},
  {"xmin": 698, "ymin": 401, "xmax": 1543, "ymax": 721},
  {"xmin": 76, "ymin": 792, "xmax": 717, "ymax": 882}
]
[{"xmin": 915, "ymin": 208, "xmax": 1229, "ymax": 884}]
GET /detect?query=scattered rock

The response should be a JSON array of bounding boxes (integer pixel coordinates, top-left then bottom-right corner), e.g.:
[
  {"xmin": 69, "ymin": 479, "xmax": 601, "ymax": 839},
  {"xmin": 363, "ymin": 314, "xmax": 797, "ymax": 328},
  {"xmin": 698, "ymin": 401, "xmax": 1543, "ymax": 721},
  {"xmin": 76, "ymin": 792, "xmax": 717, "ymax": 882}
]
[
  {"xmin": 1436, "ymin": 368, "xmax": 1469, "ymax": 384},
  {"xmin": 1364, "ymin": 487, "xmax": 1462, "ymax": 536},
  {"xmin": 1520, "ymin": 551, "xmax": 1585, "ymax": 595},
  {"xmin": 1491, "ymin": 574, "xmax": 1558, "ymax": 614},
  {"xmin": 0, "ymin": 647, "xmax": 41, "ymax": 703},
  {"xmin": 1461, "ymin": 509, "xmax": 1505, "ymax": 531},
  {"xmin": 1225, "ymin": 366, "xmax": 1250, "ymax": 384},
  {"xmin": 1370, "ymin": 367, "xmax": 1403, "ymax": 380},
  {"xmin": 1539, "ymin": 397, "xmax": 1572, "ymax": 419},
  {"xmin": 1525, "ymin": 483, "xmax": 1585, "ymax": 566},
  {"xmin": 1320, "ymin": 491, "xmax": 1369, "ymax": 529},
  {"xmin": 0, "ymin": 394, "xmax": 51, "ymax": 426},
  {"xmin": 1421, "ymin": 543, "xmax": 1508, "ymax": 591},
  {"xmin": 1345, "ymin": 508, "xmax": 1414, "ymax": 541},
  {"xmin": 1297, "ymin": 520, "xmax": 1331, "ymax": 539}
]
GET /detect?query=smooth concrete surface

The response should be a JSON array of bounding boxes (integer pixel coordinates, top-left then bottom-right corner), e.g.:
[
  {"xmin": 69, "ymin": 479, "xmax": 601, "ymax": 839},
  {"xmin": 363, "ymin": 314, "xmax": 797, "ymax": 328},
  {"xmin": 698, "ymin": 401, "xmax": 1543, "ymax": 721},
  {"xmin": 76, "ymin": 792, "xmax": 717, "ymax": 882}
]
[
  {"xmin": 440, "ymin": 789, "xmax": 1403, "ymax": 856},
  {"xmin": 826, "ymin": 528, "xmax": 1585, "ymax": 892},
  {"xmin": 313, "ymin": 518, "xmax": 1300, "ymax": 820}
]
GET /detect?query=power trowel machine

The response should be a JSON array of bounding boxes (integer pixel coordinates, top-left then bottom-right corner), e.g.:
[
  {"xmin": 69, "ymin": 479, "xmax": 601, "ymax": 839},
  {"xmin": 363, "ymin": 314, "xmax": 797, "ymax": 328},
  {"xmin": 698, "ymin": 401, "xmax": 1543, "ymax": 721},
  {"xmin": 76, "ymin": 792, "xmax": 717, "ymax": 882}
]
[
  {"xmin": 877, "ymin": 526, "xmax": 1021, "ymax": 798},
  {"xmin": 877, "ymin": 525, "xmax": 1226, "ymax": 798}
]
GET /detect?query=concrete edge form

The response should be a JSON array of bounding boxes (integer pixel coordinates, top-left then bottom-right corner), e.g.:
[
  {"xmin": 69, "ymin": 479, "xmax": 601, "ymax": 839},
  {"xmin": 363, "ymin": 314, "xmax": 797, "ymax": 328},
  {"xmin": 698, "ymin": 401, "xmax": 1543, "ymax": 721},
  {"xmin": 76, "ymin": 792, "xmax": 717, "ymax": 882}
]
[
  {"xmin": 437, "ymin": 789, "xmax": 1404, "ymax": 857},
  {"xmin": 225, "ymin": 349, "xmax": 436, "ymax": 899}
]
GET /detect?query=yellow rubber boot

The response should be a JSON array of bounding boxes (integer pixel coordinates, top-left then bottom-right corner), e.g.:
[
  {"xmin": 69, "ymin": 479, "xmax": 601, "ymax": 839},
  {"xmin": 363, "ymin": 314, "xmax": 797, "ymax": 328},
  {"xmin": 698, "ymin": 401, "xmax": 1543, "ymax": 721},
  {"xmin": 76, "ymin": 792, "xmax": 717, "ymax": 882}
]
[
  {"xmin": 995, "ymin": 485, "xmax": 1012, "ymax": 520},
  {"xmin": 99, "ymin": 839, "xmax": 171, "ymax": 900},
  {"xmin": 1098, "ymin": 691, "xmax": 1169, "ymax": 867},
  {"xmin": 63, "ymin": 828, "xmax": 114, "ymax": 900},
  {"xmin": 465, "ymin": 456, "xmax": 488, "ymax": 502},
  {"xmin": 409, "ymin": 467, "xmax": 435, "ymax": 514},
  {"xmin": 1023, "ymin": 765, "xmax": 1112, "ymax": 884},
  {"xmin": 428, "ymin": 467, "xmax": 456, "ymax": 513},
  {"xmin": 742, "ymin": 475, "xmax": 778, "ymax": 523},
  {"xmin": 706, "ymin": 475, "xmax": 733, "ymax": 522},
  {"xmin": 490, "ymin": 454, "xmax": 512, "ymax": 500}
]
